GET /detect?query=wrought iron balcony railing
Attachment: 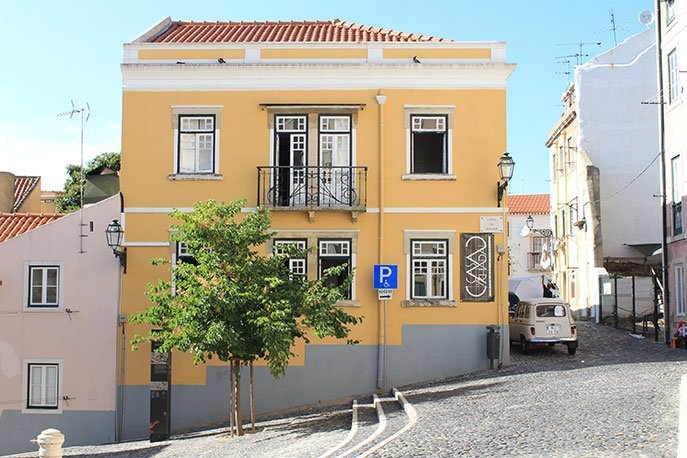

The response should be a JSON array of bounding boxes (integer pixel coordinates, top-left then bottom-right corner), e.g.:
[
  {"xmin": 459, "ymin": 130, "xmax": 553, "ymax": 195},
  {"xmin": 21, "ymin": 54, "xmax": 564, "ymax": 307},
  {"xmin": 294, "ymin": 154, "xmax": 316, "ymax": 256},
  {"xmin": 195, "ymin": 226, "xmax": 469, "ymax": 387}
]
[{"xmin": 257, "ymin": 166, "xmax": 367, "ymax": 210}]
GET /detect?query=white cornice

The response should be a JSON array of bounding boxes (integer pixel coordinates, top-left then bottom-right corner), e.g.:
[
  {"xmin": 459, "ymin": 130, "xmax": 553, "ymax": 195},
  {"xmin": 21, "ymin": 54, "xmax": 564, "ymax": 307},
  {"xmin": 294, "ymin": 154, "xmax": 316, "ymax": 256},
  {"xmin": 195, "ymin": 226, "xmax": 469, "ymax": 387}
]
[
  {"xmin": 124, "ymin": 41, "xmax": 507, "ymax": 50},
  {"xmin": 121, "ymin": 62, "xmax": 516, "ymax": 91}
]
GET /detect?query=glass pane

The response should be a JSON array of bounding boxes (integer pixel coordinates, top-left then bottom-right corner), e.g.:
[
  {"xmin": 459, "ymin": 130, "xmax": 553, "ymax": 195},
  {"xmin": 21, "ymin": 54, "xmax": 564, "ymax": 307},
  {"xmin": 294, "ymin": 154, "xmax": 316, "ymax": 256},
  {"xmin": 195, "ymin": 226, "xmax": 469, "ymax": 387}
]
[
  {"xmin": 198, "ymin": 134, "xmax": 213, "ymax": 172},
  {"xmin": 431, "ymin": 260, "xmax": 446, "ymax": 297},
  {"xmin": 413, "ymin": 261, "xmax": 428, "ymax": 298},
  {"xmin": 46, "ymin": 286, "xmax": 58, "ymax": 304},
  {"xmin": 32, "ymin": 286, "xmax": 43, "ymax": 304},
  {"xmin": 412, "ymin": 117, "xmax": 446, "ymax": 132},
  {"xmin": 31, "ymin": 268, "xmax": 43, "ymax": 287},
  {"xmin": 320, "ymin": 241, "xmax": 349, "ymax": 256},
  {"xmin": 181, "ymin": 117, "xmax": 213, "ymax": 131},
  {"xmin": 413, "ymin": 241, "xmax": 446, "ymax": 256},
  {"xmin": 321, "ymin": 116, "xmax": 350, "ymax": 132},
  {"xmin": 277, "ymin": 117, "xmax": 306, "ymax": 132},
  {"xmin": 47, "ymin": 268, "xmax": 58, "ymax": 286}
]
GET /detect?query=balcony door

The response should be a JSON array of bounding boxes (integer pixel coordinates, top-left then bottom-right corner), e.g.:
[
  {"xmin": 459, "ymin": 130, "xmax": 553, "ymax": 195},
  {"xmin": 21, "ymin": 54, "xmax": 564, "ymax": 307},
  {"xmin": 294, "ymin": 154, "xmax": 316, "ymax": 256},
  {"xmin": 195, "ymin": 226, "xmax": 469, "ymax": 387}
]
[
  {"xmin": 319, "ymin": 116, "xmax": 352, "ymax": 206},
  {"xmin": 275, "ymin": 115, "xmax": 307, "ymax": 206}
]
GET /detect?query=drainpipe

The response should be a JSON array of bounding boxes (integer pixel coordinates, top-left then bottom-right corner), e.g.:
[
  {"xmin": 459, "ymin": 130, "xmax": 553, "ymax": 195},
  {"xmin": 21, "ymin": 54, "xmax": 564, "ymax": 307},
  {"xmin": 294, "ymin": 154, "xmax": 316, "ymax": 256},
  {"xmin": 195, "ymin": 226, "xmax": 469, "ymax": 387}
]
[
  {"xmin": 375, "ymin": 92, "xmax": 387, "ymax": 390},
  {"xmin": 655, "ymin": 0, "xmax": 671, "ymax": 343}
]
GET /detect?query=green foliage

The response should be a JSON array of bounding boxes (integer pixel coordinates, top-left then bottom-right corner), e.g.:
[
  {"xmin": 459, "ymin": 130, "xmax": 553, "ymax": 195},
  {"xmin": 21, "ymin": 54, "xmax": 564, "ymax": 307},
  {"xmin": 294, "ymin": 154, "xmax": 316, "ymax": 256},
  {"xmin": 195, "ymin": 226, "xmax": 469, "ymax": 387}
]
[
  {"xmin": 56, "ymin": 152, "xmax": 121, "ymax": 213},
  {"xmin": 130, "ymin": 199, "xmax": 362, "ymax": 378}
]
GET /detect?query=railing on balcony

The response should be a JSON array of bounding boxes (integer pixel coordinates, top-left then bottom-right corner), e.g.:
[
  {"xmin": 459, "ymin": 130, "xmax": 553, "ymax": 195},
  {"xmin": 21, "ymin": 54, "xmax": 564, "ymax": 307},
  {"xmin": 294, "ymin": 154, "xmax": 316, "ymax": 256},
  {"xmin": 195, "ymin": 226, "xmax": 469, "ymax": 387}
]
[
  {"xmin": 674, "ymin": 202, "xmax": 683, "ymax": 236},
  {"xmin": 527, "ymin": 252, "xmax": 542, "ymax": 271},
  {"xmin": 257, "ymin": 166, "xmax": 367, "ymax": 210}
]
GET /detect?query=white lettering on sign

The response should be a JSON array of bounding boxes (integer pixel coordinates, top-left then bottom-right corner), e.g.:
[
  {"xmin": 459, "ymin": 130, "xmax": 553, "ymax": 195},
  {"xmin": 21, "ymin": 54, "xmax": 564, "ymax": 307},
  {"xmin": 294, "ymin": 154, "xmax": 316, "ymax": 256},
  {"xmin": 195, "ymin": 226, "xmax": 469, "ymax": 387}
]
[{"xmin": 480, "ymin": 216, "xmax": 504, "ymax": 233}]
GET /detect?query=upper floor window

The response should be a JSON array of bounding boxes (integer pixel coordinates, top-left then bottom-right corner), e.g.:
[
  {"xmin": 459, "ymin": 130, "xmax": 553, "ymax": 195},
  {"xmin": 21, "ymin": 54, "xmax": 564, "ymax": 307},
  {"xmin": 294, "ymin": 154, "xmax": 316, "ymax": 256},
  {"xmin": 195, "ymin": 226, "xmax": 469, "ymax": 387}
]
[
  {"xmin": 668, "ymin": 0, "xmax": 676, "ymax": 25},
  {"xmin": 318, "ymin": 240, "xmax": 351, "ymax": 299},
  {"xmin": 410, "ymin": 115, "xmax": 448, "ymax": 174},
  {"xmin": 677, "ymin": 264, "xmax": 686, "ymax": 316},
  {"xmin": 669, "ymin": 49, "xmax": 680, "ymax": 104},
  {"xmin": 28, "ymin": 266, "xmax": 59, "ymax": 307},
  {"xmin": 566, "ymin": 137, "xmax": 574, "ymax": 166},
  {"xmin": 27, "ymin": 363, "xmax": 59, "ymax": 409},
  {"xmin": 411, "ymin": 240, "xmax": 448, "ymax": 299},
  {"xmin": 178, "ymin": 115, "xmax": 215, "ymax": 174}
]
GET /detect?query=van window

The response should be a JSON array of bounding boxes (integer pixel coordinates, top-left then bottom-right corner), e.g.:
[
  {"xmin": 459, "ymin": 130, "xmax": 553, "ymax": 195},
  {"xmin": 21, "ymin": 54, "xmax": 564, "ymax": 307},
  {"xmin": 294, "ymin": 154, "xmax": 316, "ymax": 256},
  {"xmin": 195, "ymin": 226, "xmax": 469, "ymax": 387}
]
[
  {"xmin": 537, "ymin": 304, "xmax": 566, "ymax": 318},
  {"xmin": 524, "ymin": 306, "xmax": 530, "ymax": 319}
]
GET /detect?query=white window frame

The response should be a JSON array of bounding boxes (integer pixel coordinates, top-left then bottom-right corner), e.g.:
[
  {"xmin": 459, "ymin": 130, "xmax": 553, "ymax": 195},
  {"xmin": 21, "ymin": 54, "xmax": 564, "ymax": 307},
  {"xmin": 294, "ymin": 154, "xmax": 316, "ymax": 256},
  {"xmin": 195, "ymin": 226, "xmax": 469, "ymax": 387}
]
[
  {"xmin": 676, "ymin": 264, "xmax": 686, "ymax": 316},
  {"xmin": 668, "ymin": 0, "xmax": 676, "ymax": 25},
  {"xmin": 177, "ymin": 115, "xmax": 216, "ymax": 174},
  {"xmin": 23, "ymin": 261, "xmax": 64, "ymax": 312},
  {"xmin": 410, "ymin": 239, "xmax": 449, "ymax": 300},
  {"xmin": 318, "ymin": 239, "xmax": 354, "ymax": 300},
  {"xmin": 22, "ymin": 359, "xmax": 63, "ymax": 414},
  {"xmin": 273, "ymin": 239, "xmax": 307, "ymax": 276},
  {"xmin": 672, "ymin": 155, "xmax": 682, "ymax": 204},
  {"xmin": 669, "ymin": 49, "xmax": 680, "ymax": 104},
  {"xmin": 408, "ymin": 115, "xmax": 449, "ymax": 175}
]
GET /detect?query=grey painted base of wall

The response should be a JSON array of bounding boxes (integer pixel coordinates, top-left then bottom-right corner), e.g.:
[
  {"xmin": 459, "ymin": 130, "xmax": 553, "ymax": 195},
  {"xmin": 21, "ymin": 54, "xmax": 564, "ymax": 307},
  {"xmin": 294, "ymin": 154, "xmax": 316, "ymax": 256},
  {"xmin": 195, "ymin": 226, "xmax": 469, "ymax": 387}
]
[
  {"xmin": 121, "ymin": 323, "xmax": 508, "ymax": 441},
  {"xmin": 0, "ymin": 409, "xmax": 115, "ymax": 456}
]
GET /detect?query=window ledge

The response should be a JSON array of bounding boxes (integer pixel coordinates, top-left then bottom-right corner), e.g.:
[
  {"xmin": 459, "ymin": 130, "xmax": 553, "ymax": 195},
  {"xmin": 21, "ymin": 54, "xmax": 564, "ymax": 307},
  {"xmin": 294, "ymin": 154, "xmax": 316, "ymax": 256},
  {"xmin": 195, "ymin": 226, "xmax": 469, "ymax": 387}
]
[
  {"xmin": 22, "ymin": 307, "xmax": 63, "ymax": 313},
  {"xmin": 402, "ymin": 174, "xmax": 456, "ymax": 181},
  {"xmin": 335, "ymin": 300, "xmax": 361, "ymax": 307},
  {"xmin": 402, "ymin": 299, "xmax": 456, "ymax": 307},
  {"xmin": 168, "ymin": 173, "xmax": 223, "ymax": 181}
]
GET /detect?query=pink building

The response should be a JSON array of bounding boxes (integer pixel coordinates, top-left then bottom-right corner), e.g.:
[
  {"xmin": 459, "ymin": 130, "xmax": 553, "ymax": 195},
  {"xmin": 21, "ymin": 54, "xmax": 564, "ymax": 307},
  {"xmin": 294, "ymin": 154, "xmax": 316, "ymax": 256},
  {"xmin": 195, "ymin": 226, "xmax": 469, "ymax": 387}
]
[{"xmin": 0, "ymin": 195, "xmax": 120, "ymax": 455}]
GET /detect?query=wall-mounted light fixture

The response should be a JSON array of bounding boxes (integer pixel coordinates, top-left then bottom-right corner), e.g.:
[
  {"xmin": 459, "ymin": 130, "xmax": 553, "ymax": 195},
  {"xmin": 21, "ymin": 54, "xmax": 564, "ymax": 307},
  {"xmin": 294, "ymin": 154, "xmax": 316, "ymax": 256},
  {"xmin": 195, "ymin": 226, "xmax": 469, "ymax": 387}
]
[
  {"xmin": 497, "ymin": 152, "xmax": 515, "ymax": 207},
  {"xmin": 526, "ymin": 215, "xmax": 554, "ymax": 237},
  {"xmin": 105, "ymin": 219, "xmax": 127, "ymax": 273}
]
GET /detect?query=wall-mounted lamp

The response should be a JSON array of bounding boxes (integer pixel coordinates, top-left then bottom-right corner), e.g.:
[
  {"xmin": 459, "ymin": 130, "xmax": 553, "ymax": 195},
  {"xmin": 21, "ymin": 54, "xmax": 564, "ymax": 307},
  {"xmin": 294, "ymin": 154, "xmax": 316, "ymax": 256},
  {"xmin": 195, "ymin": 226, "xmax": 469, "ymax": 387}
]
[
  {"xmin": 526, "ymin": 215, "xmax": 554, "ymax": 237},
  {"xmin": 497, "ymin": 152, "xmax": 515, "ymax": 207},
  {"xmin": 105, "ymin": 219, "xmax": 127, "ymax": 273}
]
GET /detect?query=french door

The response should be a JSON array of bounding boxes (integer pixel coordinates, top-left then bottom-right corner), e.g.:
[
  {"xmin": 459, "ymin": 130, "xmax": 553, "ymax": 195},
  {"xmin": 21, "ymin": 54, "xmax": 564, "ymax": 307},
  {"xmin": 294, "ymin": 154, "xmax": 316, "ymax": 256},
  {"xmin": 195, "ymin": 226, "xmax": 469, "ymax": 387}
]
[
  {"xmin": 319, "ymin": 116, "xmax": 352, "ymax": 206},
  {"xmin": 275, "ymin": 115, "xmax": 307, "ymax": 206}
]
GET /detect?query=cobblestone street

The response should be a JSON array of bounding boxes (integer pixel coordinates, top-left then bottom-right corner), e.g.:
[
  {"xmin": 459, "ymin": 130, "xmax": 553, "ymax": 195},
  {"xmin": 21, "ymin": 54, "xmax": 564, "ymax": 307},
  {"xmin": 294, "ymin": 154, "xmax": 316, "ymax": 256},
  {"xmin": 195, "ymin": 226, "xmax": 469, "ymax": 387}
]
[{"xmin": 8, "ymin": 321, "xmax": 687, "ymax": 457}]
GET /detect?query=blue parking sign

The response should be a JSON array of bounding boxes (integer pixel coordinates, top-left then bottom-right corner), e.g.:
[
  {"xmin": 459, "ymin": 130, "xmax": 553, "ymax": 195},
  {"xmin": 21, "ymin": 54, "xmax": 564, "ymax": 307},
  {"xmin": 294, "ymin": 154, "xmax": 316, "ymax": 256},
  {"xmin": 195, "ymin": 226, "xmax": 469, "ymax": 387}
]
[{"xmin": 374, "ymin": 265, "xmax": 398, "ymax": 289}]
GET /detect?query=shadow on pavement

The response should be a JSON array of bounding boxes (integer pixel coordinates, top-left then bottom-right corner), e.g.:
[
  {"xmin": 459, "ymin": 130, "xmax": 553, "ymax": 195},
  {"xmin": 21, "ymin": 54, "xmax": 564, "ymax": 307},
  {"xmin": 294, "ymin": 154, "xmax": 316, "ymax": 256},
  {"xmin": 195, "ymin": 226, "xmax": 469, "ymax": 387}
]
[{"xmin": 68, "ymin": 444, "xmax": 168, "ymax": 457}]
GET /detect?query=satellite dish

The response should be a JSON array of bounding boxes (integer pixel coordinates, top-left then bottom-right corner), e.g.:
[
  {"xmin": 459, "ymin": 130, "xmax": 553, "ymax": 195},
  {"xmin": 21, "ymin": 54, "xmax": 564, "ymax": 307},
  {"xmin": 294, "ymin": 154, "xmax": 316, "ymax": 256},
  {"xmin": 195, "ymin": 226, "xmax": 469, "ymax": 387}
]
[
  {"xmin": 520, "ymin": 226, "xmax": 531, "ymax": 237},
  {"xmin": 639, "ymin": 10, "xmax": 654, "ymax": 26}
]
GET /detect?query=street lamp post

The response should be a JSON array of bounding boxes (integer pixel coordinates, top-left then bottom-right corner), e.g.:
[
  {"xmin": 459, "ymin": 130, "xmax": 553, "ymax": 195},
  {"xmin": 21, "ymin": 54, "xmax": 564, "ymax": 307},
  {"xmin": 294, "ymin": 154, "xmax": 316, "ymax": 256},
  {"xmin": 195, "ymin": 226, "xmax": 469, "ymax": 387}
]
[
  {"xmin": 526, "ymin": 215, "xmax": 553, "ymax": 237},
  {"xmin": 497, "ymin": 152, "xmax": 515, "ymax": 207},
  {"xmin": 105, "ymin": 219, "xmax": 127, "ymax": 273}
]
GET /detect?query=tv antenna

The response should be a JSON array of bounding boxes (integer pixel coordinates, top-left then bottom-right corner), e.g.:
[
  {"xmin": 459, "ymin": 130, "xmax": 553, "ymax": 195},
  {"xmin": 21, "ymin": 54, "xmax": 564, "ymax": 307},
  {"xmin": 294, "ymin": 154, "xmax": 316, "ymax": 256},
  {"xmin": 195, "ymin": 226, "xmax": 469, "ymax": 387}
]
[
  {"xmin": 58, "ymin": 100, "xmax": 91, "ymax": 254},
  {"xmin": 556, "ymin": 41, "xmax": 602, "ymax": 65},
  {"xmin": 594, "ymin": 9, "xmax": 621, "ymax": 46},
  {"xmin": 554, "ymin": 58, "xmax": 573, "ymax": 78}
]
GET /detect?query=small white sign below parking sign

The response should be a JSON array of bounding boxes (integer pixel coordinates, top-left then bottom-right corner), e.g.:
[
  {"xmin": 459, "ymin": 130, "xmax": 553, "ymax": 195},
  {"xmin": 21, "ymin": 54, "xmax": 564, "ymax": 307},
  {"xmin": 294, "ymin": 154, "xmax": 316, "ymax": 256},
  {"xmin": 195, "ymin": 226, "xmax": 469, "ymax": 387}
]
[{"xmin": 377, "ymin": 289, "xmax": 393, "ymax": 300}]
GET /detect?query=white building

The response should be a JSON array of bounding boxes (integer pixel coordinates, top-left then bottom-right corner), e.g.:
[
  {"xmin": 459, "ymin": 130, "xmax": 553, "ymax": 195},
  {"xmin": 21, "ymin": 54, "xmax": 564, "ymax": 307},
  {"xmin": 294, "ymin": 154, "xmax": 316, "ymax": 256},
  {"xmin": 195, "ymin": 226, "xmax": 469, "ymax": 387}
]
[
  {"xmin": 508, "ymin": 194, "xmax": 551, "ymax": 278},
  {"xmin": 544, "ymin": 28, "xmax": 661, "ymax": 320}
]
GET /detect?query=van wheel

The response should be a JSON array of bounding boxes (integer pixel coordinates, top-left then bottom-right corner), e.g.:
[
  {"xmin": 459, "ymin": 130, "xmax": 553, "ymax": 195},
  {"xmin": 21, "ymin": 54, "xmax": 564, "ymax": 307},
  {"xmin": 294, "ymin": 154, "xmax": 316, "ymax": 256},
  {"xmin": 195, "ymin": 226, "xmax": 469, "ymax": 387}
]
[
  {"xmin": 567, "ymin": 344, "xmax": 577, "ymax": 355},
  {"xmin": 520, "ymin": 336, "xmax": 530, "ymax": 355}
]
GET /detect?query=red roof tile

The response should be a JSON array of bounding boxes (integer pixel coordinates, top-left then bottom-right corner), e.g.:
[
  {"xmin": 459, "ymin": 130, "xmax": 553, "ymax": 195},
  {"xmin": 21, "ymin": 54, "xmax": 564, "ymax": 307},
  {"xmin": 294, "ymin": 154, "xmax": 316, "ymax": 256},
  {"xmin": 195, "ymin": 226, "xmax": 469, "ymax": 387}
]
[
  {"xmin": 508, "ymin": 194, "xmax": 550, "ymax": 215},
  {"xmin": 0, "ymin": 213, "xmax": 63, "ymax": 243},
  {"xmin": 13, "ymin": 176, "xmax": 40, "ymax": 212},
  {"xmin": 149, "ymin": 20, "xmax": 450, "ymax": 43}
]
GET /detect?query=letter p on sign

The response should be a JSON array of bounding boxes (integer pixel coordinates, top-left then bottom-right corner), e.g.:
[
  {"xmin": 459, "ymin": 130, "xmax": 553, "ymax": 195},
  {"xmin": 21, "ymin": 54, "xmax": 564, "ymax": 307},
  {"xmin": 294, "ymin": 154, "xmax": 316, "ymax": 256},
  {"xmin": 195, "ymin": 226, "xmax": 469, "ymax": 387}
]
[{"xmin": 374, "ymin": 264, "xmax": 398, "ymax": 289}]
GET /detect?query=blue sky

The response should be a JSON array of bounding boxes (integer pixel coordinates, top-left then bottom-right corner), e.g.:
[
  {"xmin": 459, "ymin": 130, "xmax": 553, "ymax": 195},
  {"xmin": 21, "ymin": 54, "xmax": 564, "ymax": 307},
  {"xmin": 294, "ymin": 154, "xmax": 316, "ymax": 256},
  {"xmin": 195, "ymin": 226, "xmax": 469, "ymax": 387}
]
[{"xmin": 0, "ymin": 0, "xmax": 653, "ymax": 192}]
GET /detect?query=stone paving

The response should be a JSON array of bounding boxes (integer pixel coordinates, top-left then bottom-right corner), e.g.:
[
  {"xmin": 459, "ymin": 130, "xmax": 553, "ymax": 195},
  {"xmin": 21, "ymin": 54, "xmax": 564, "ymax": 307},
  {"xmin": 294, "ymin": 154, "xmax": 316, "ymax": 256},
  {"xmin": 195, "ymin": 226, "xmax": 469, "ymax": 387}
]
[{"xmin": 8, "ymin": 321, "xmax": 687, "ymax": 457}]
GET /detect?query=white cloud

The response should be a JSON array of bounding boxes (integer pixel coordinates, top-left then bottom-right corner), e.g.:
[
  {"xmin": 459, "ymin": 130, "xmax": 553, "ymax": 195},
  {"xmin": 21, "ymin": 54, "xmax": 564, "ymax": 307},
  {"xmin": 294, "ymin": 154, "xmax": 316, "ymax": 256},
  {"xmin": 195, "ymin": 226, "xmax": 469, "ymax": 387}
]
[{"xmin": 0, "ymin": 119, "xmax": 120, "ymax": 191}]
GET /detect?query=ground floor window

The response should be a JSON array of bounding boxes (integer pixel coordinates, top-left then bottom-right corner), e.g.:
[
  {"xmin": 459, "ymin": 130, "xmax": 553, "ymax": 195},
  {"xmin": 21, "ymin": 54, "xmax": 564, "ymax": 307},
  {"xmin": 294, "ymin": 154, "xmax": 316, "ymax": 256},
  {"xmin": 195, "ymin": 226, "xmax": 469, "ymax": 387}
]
[
  {"xmin": 273, "ymin": 239, "xmax": 307, "ymax": 276},
  {"xmin": 318, "ymin": 239, "xmax": 351, "ymax": 299},
  {"xmin": 411, "ymin": 240, "xmax": 448, "ymax": 299},
  {"xmin": 27, "ymin": 363, "xmax": 59, "ymax": 409},
  {"xmin": 676, "ymin": 264, "xmax": 685, "ymax": 316}
]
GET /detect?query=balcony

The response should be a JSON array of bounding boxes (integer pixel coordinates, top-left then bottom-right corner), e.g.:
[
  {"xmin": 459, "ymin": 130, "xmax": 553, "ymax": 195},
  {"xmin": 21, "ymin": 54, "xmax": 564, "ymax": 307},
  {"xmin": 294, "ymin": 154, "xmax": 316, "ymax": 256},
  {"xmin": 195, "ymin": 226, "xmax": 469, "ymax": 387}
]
[{"xmin": 257, "ymin": 166, "xmax": 367, "ymax": 218}]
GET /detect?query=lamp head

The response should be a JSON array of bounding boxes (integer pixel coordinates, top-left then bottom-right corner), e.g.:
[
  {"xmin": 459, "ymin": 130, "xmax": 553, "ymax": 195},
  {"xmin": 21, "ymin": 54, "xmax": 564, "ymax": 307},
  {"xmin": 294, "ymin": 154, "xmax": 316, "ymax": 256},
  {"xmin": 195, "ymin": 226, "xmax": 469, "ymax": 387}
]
[
  {"xmin": 498, "ymin": 152, "xmax": 515, "ymax": 182},
  {"xmin": 105, "ymin": 219, "xmax": 124, "ymax": 250},
  {"xmin": 526, "ymin": 215, "xmax": 534, "ymax": 230}
]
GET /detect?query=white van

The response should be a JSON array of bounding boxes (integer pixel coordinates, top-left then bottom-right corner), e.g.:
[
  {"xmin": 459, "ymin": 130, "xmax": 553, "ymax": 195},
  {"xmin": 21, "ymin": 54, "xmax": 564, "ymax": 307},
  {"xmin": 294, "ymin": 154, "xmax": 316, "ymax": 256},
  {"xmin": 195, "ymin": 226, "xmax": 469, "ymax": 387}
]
[{"xmin": 509, "ymin": 298, "xmax": 578, "ymax": 355}]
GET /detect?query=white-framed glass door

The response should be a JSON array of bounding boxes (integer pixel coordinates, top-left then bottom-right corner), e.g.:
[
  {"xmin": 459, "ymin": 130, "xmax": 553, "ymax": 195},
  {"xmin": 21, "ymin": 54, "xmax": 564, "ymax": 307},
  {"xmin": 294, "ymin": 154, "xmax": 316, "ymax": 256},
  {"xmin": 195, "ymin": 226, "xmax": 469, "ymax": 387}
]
[
  {"xmin": 319, "ymin": 116, "xmax": 352, "ymax": 206},
  {"xmin": 274, "ymin": 115, "xmax": 307, "ymax": 206}
]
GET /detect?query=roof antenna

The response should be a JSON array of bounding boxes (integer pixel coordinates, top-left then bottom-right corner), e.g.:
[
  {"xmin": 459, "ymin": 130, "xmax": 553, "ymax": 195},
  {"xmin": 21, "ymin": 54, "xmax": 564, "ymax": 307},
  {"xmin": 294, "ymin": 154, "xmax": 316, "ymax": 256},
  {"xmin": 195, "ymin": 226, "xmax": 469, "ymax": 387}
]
[
  {"xmin": 556, "ymin": 41, "xmax": 602, "ymax": 65},
  {"xmin": 58, "ymin": 100, "xmax": 90, "ymax": 254}
]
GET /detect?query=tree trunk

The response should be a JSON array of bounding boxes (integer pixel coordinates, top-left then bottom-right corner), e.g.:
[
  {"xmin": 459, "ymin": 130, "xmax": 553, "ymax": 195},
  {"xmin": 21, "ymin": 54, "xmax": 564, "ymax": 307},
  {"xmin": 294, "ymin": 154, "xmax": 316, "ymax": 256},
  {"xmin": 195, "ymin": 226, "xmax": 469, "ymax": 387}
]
[
  {"xmin": 250, "ymin": 362, "xmax": 255, "ymax": 432},
  {"xmin": 229, "ymin": 361, "xmax": 235, "ymax": 436},
  {"xmin": 235, "ymin": 359, "xmax": 243, "ymax": 436}
]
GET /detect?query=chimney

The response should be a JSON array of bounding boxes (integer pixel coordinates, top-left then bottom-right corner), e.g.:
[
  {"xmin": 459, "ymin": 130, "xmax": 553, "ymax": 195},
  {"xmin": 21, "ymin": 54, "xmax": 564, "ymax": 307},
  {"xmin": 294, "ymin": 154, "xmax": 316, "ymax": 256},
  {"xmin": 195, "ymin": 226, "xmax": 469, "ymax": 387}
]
[{"xmin": 0, "ymin": 172, "xmax": 16, "ymax": 212}]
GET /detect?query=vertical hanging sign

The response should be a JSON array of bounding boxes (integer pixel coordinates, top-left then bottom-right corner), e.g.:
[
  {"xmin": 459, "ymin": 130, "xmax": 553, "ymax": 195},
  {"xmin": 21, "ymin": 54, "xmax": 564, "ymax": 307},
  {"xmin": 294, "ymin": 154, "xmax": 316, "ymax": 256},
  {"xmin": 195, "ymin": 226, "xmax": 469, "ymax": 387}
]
[{"xmin": 461, "ymin": 233, "xmax": 495, "ymax": 302}]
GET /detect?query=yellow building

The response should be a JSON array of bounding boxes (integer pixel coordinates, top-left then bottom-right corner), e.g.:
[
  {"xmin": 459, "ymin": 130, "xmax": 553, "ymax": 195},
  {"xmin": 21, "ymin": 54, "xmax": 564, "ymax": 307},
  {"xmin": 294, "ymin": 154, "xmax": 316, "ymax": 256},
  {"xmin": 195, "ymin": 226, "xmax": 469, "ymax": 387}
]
[{"xmin": 118, "ymin": 18, "xmax": 515, "ymax": 439}]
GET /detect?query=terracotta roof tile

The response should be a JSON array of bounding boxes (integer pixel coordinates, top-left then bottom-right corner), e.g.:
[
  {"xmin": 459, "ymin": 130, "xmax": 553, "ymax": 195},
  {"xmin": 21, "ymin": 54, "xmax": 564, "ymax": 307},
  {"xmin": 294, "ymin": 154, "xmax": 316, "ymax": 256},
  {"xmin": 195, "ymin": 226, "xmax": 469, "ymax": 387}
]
[
  {"xmin": 13, "ymin": 176, "xmax": 40, "ymax": 212},
  {"xmin": 0, "ymin": 213, "xmax": 63, "ymax": 243},
  {"xmin": 508, "ymin": 194, "xmax": 550, "ymax": 215},
  {"xmin": 149, "ymin": 20, "xmax": 450, "ymax": 43}
]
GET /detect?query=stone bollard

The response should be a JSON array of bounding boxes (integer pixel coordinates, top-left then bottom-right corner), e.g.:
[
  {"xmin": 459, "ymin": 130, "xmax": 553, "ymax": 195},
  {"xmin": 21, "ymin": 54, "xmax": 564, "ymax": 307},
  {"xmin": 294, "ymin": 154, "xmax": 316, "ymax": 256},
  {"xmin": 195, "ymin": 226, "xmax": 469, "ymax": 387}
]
[{"xmin": 30, "ymin": 428, "xmax": 65, "ymax": 457}]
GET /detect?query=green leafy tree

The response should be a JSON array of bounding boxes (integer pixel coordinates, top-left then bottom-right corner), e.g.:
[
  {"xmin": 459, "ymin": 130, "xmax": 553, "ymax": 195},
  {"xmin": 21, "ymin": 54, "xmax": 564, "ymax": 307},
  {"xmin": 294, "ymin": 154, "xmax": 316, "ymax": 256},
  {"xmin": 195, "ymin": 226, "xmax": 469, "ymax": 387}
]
[
  {"xmin": 56, "ymin": 152, "xmax": 120, "ymax": 213},
  {"xmin": 130, "ymin": 199, "xmax": 361, "ymax": 435}
]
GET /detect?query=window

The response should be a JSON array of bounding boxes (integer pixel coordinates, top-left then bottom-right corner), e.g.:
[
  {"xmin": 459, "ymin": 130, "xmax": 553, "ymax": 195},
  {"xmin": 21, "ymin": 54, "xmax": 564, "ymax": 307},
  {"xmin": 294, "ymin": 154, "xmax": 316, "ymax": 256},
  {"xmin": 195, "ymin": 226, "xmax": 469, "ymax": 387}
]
[
  {"xmin": 178, "ymin": 115, "xmax": 215, "ymax": 174},
  {"xmin": 411, "ymin": 240, "xmax": 448, "ymax": 299},
  {"xmin": 668, "ymin": 0, "xmax": 676, "ymax": 25},
  {"xmin": 558, "ymin": 145, "xmax": 565, "ymax": 171},
  {"xmin": 28, "ymin": 266, "xmax": 59, "ymax": 307},
  {"xmin": 673, "ymin": 156, "xmax": 683, "ymax": 235},
  {"xmin": 27, "ymin": 363, "xmax": 59, "ymax": 409},
  {"xmin": 566, "ymin": 137, "xmax": 574, "ymax": 166},
  {"xmin": 669, "ymin": 49, "xmax": 679, "ymax": 104},
  {"xmin": 273, "ymin": 239, "xmax": 307, "ymax": 276},
  {"xmin": 410, "ymin": 115, "xmax": 448, "ymax": 173},
  {"xmin": 176, "ymin": 242, "xmax": 199, "ymax": 266},
  {"xmin": 561, "ymin": 210, "xmax": 567, "ymax": 237},
  {"xmin": 676, "ymin": 264, "xmax": 685, "ymax": 316},
  {"xmin": 318, "ymin": 240, "xmax": 351, "ymax": 299}
]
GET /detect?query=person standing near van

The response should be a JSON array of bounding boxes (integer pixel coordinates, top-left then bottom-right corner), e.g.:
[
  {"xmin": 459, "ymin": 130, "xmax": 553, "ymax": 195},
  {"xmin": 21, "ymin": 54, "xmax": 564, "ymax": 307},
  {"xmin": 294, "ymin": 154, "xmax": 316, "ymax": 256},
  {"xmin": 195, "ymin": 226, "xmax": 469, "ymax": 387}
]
[{"xmin": 542, "ymin": 275, "xmax": 554, "ymax": 298}]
